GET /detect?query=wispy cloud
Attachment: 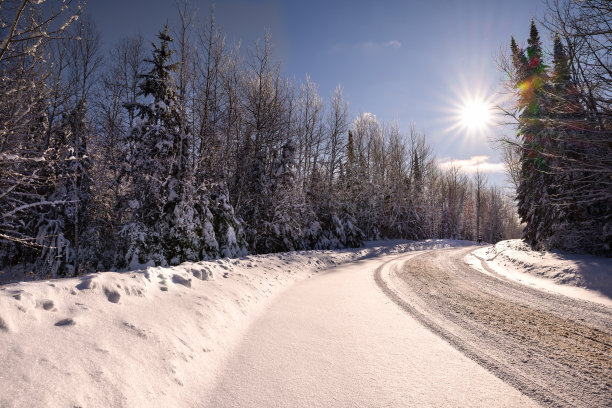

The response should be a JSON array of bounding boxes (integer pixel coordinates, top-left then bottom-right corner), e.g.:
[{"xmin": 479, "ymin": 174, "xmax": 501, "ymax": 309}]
[
  {"xmin": 383, "ymin": 40, "xmax": 401, "ymax": 49},
  {"xmin": 330, "ymin": 40, "xmax": 402, "ymax": 53},
  {"xmin": 438, "ymin": 156, "xmax": 506, "ymax": 174},
  {"xmin": 361, "ymin": 40, "xmax": 402, "ymax": 50}
]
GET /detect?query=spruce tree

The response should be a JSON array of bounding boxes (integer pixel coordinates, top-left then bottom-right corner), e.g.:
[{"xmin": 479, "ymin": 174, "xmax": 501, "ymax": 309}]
[
  {"xmin": 514, "ymin": 21, "xmax": 556, "ymax": 250},
  {"xmin": 272, "ymin": 141, "xmax": 303, "ymax": 250},
  {"xmin": 510, "ymin": 22, "xmax": 611, "ymax": 255},
  {"xmin": 210, "ymin": 187, "xmax": 247, "ymax": 258},
  {"xmin": 338, "ymin": 130, "xmax": 365, "ymax": 246},
  {"xmin": 121, "ymin": 26, "xmax": 218, "ymax": 266},
  {"xmin": 510, "ymin": 36, "xmax": 528, "ymax": 85}
]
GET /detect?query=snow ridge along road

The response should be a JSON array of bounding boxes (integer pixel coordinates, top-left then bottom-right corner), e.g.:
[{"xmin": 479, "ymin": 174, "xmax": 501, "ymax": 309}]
[
  {"xmin": 1, "ymin": 243, "xmax": 444, "ymax": 408},
  {"xmin": 377, "ymin": 246, "xmax": 612, "ymax": 408},
  {"xmin": 1, "ymin": 242, "xmax": 609, "ymax": 406}
]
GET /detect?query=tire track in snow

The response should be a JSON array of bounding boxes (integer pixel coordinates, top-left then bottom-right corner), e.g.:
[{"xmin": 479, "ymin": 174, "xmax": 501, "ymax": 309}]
[{"xmin": 375, "ymin": 246, "xmax": 612, "ymax": 408}]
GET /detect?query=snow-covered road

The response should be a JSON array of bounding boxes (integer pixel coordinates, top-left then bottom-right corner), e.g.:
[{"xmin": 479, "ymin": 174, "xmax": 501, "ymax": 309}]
[
  {"xmin": 1, "ymin": 242, "xmax": 609, "ymax": 407},
  {"xmin": 379, "ymin": 247, "xmax": 612, "ymax": 408},
  {"xmin": 204, "ymin": 251, "xmax": 538, "ymax": 407}
]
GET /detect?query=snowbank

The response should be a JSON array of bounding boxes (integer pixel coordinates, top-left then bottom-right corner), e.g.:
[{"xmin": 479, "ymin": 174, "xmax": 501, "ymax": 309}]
[
  {"xmin": 471, "ymin": 239, "xmax": 612, "ymax": 307},
  {"xmin": 0, "ymin": 240, "xmax": 452, "ymax": 408}
]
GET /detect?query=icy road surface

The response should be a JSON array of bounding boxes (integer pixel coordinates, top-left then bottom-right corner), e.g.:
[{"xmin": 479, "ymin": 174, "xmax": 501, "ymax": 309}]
[{"xmin": 205, "ymin": 250, "xmax": 540, "ymax": 407}]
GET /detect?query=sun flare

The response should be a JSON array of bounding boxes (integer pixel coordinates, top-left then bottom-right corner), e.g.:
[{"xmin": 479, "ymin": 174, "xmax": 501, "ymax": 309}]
[
  {"xmin": 460, "ymin": 99, "xmax": 492, "ymax": 131},
  {"xmin": 442, "ymin": 80, "xmax": 500, "ymax": 140}
]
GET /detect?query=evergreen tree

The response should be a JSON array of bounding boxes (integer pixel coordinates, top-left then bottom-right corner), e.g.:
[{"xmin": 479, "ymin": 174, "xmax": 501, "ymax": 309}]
[
  {"xmin": 121, "ymin": 26, "xmax": 220, "ymax": 266},
  {"xmin": 546, "ymin": 34, "xmax": 609, "ymax": 252},
  {"xmin": 271, "ymin": 141, "xmax": 304, "ymax": 250},
  {"xmin": 510, "ymin": 21, "xmax": 611, "ymax": 255},
  {"xmin": 510, "ymin": 36, "xmax": 528, "ymax": 86},
  {"xmin": 210, "ymin": 186, "xmax": 247, "ymax": 258},
  {"xmin": 514, "ymin": 20, "xmax": 556, "ymax": 250}
]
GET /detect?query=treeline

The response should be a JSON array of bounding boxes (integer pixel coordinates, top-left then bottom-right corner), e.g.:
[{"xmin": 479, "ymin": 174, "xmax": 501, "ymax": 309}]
[
  {"xmin": 503, "ymin": 0, "xmax": 611, "ymax": 256},
  {"xmin": 0, "ymin": 1, "xmax": 520, "ymax": 278}
]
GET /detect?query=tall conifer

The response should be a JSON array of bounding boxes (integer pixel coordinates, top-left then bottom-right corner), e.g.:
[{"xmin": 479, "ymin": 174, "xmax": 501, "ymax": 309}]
[{"xmin": 121, "ymin": 26, "xmax": 219, "ymax": 266}]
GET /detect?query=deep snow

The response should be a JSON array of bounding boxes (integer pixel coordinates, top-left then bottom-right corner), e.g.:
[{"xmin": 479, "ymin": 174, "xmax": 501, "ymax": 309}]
[
  {"xmin": 1, "ymin": 239, "xmax": 609, "ymax": 407},
  {"xmin": 0, "ymin": 240, "xmax": 455, "ymax": 407},
  {"xmin": 470, "ymin": 239, "xmax": 612, "ymax": 307},
  {"xmin": 206, "ymin": 248, "xmax": 537, "ymax": 407}
]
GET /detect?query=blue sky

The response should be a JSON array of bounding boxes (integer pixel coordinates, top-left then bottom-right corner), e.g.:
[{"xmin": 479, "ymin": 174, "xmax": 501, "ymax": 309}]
[{"xmin": 87, "ymin": 0, "xmax": 545, "ymax": 185}]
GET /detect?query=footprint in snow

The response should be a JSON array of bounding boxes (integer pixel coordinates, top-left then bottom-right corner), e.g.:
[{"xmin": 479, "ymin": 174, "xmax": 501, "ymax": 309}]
[
  {"xmin": 55, "ymin": 318, "xmax": 75, "ymax": 327},
  {"xmin": 122, "ymin": 322, "xmax": 147, "ymax": 339},
  {"xmin": 37, "ymin": 300, "xmax": 55, "ymax": 311},
  {"xmin": 193, "ymin": 268, "xmax": 214, "ymax": 281},
  {"xmin": 172, "ymin": 274, "xmax": 191, "ymax": 288},
  {"xmin": 0, "ymin": 316, "xmax": 10, "ymax": 332},
  {"xmin": 9, "ymin": 289, "xmax": 23, "ymax": 300},
  {"xmin": 76, "ymin": 277, "xmax": 97, "ymax": 290},
  {"xmin": 103, "ymin": 288, "xmax": 121, "ymax": 303}
]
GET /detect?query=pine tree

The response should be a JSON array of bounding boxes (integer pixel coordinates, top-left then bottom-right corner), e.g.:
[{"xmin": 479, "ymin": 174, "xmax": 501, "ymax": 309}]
[
  {"xmin": 121, "ymin": 26, "xmax": 218, "ymax": 266},
  {"xmin": 509, "ymin": 20, "xmax": 612, "ymax": 255},
  {"xmin": 259, "ymin": 141, "xmax": 308, "ymax": 253},
  {"xmin": 65, "ymin": 100, "xmax": 94, "ymax": 274},
  {"xmin": 514, "ymin": 20, "xmax": 556, "ymax": 250},
  {"xmin": 210, "ymin": 186, "xmax": 247, "ymax": 258},
  {"xmin": 338, "ymin": 130, "xmax": 365, "ymax": 246},
  {"xmin": 510, "ymin": 36, "xmax": 528, "ymax": 86},
  {"xmin": 272, "ymin": 141, "xmax": 304, "ymax": 250}
]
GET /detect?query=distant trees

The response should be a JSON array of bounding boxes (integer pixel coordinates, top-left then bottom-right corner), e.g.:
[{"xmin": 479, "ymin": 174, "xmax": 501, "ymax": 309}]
[
  {"xmin": 503, "ymin": 5, "xmax": 612, "ymax": 256},
  {"xmin": 0, "ymin": 2, "xmax": 521, "ymax": 279}
]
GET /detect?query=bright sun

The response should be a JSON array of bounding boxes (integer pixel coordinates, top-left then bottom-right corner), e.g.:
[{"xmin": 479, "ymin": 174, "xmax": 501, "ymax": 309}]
[
  {"xmin": 443, "ymin": 83, "xmax": 498, "ymax": 139},
  {"xmin": 460, "ymin": 99, "xmax": 491, "ymax": 131}
]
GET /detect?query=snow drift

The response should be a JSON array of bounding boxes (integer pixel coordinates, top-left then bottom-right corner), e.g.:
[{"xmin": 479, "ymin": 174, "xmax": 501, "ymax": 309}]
[
  {"xmin": 471, "ymin": 239, "xmax": 612, "ymax": 307},
  {"xmin": 0, "ymin": 241, "xmax": 442, "ymax": 408}
]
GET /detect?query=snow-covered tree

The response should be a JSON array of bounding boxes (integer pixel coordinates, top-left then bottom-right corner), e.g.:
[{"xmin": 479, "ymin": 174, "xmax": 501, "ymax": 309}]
[
  {"xmin": 36, "ymin": 100, "xmax": 93, "ymax": 277},
  {"xmin": 120, "ymin": 27, "xmax": 218, "ymax": 266},
  {"xmin": 506, "ymin": 14, "xmax": 611, "ymax": 255},
  {"xmin": 513, "ymin": 21, "xmax": 557, "ymax": 249},
  {"xmin": 0, "ymin": 0, "xmax": 83, "ymax": 275}
]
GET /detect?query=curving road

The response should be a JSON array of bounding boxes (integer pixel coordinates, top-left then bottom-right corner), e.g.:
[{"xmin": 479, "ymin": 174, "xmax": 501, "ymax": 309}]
[
  {"xmin": 205, "ymin": 246, "xmax": 612, "ymax": 407},
  {"xmin": 377, "ymin": 247, "xmax": 612, "ymax": 408}
]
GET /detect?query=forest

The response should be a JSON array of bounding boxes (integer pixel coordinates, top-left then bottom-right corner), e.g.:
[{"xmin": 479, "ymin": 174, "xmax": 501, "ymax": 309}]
[
  {"xmin": 4, "ymin": 0, "xmax": 608, "ymax": 280},
  {"xmin": 502, "ymin": 0, "xmax": 611, "ymax": 256}
]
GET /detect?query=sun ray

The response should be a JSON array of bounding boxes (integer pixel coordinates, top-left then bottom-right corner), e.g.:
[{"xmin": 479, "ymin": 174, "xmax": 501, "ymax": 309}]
[{"xmin": 438, "ymin": 76, "xmax": 501, "ymax": 145}]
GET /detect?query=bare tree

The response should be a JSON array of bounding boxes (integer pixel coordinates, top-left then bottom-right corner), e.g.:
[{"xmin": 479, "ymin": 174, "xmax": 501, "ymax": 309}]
[
  {"xmin": 294, "ymin": 75, "xmax": 324, "ymax": 190},
  {"xmin": 65, "ymin": 14, "xmax": 102, "ymax": 105},
  {"xmin": 324, "ymin": 85, "xmax": 348, "ymax": 194},
  {"xmin": 474, "ymin": 169, "xmax": 487, "ymax": 243},
  {"xmin": 0, "ymin": 0, "xmax": 83, "ymax": 253},
  {"xmin": 0, "ymin": 0, "xmax": 84, "ymax": 63}
]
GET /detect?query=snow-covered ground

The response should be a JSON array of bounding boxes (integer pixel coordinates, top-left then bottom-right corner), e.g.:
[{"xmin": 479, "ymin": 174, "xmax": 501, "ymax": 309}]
[
  {"xmin": 2, "ymin": 238, "xmax": 609, "ymax": 407},
  {"xmin": 206, "ymin": 245, "xmax": 537, "ymax": 407},
  {"xmin": 0, "ymin": 240, "xmax": 455, "ymax": 408},
  {"xmin": 470, "ymin": 239, "xmax": 612, "ymax": 307}
]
